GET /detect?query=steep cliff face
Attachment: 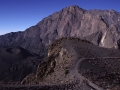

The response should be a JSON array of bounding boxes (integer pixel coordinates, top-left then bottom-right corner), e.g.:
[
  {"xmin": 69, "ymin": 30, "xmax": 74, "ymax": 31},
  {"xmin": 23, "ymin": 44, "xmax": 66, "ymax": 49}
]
[{"xmin": 0, "ymin": 5, "xmax": 120, "ymax": 55}]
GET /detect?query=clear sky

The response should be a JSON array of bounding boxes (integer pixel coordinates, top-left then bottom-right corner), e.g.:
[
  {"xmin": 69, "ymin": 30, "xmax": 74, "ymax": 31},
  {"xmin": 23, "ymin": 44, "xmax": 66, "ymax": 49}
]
[{"xmin": 0, "ymin": 0, "xmax": 120, "ymax": 35}]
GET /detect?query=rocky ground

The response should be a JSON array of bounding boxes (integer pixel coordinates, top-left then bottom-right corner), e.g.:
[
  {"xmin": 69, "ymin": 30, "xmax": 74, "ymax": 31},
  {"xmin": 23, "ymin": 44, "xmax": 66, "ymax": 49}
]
[
  {"xmin": 0, "ymin": 80, "xmax": 96, "ymax": 90},
  {"xmin": 1, "ymin": 38, "xmax": 120, "ymax": 90},
  {"xmin": 5, "ymin": 38, "xmax": 120, "ymax": 90},
  {"xmin": 79, "ymin": 58, "xmax": 120, "ymax": 90}
]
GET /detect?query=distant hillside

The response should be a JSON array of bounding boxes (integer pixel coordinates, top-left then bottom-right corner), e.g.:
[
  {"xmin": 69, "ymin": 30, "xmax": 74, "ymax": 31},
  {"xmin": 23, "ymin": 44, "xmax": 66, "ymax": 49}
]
[{"xmin": 0, "ymin": 5, "xmax": 120, "ymax": 56}]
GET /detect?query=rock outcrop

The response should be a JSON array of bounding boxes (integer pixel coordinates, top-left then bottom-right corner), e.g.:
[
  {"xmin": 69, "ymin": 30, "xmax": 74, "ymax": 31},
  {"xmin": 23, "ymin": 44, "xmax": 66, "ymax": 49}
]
[{"xmin": 21, "ymin": 37, "xmax": 120, "ymax": 90}]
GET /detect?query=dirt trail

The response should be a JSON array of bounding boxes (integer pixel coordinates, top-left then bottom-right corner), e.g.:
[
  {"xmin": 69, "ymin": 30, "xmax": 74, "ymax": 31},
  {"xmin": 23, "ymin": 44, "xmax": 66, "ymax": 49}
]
[{"xmin": 72, "ymin": 57, "xmax": 120, "ymax": 90}]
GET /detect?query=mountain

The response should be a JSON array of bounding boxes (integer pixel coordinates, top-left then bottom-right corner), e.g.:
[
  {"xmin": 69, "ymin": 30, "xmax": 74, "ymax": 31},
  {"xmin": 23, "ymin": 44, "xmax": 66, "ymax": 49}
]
[
  {"xmin": 1, "ymin": 5, "xmax": 120, "ymax": 89},
  {"xmin": 15, "ymin": 37, "xmax": 120, "ymax": 90},
  {"xmin": 0, "ymin": 5, "xmax": 120, "ymax": 56}
]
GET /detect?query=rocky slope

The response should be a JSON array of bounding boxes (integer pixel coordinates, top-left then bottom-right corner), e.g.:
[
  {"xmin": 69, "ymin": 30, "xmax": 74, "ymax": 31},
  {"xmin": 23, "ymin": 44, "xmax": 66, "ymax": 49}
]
[
  {"xmin": 20, "ymin": 37, "xmax": 120, "ymax": 90},
  {"xmin": 0, "ymin": 47, "xmax": 43, "ymax": 84},
  {"xmin": 0, "ymin": 5, "xmax": 120, "ymax": 56}
]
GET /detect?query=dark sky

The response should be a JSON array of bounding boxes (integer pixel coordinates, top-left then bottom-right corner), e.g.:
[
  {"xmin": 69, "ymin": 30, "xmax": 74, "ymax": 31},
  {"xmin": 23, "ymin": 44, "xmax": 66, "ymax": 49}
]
[{"xmin": 0, "ymin": 0, "xmax": 120, "ymax": 35}]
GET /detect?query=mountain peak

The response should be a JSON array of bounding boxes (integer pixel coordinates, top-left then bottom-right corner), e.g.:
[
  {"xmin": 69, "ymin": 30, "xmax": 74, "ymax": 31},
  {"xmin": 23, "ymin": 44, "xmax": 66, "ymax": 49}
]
[
  {"xmin": 67, "ymin": 5, "xmax": 80, "ymax": 8},
  {"xmin": 62, "ymin": 5, "xmax": 84, "ymax": 12}
]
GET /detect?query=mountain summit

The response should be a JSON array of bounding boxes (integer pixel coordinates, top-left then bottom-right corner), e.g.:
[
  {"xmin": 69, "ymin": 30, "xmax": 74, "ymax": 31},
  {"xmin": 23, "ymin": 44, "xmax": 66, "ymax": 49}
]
[{"xmin": 0, "ymin": 5, "xmax": 120, "ymax": 56}]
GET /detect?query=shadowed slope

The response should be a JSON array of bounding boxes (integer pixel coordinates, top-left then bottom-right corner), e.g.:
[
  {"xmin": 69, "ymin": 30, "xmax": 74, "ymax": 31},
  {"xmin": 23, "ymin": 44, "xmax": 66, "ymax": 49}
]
[{"xmin": 0, "ymin": 47, "xmax": 43, "ymax": 83}]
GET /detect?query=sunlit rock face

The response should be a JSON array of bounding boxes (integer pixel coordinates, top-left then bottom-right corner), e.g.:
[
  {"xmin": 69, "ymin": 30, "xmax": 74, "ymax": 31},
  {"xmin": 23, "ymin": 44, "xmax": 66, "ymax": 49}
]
[{"xmin": 0, "ymin": 5, "xmax": 120, "ymax": 56}]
